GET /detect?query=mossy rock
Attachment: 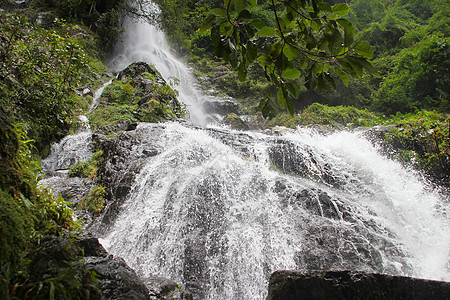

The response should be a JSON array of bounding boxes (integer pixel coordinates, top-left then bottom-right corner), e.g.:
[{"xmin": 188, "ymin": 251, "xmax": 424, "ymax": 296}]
[
  {"xmin": 139, "ymin": 99, "xmax": 177, "ymax": 123},
  {"xmin": 91, "ymin": 62, "xmax": 186, "ymax": 132},
  {"xmin": 223, "ymin": 113, "xmax": 249, "ymax": 130}
]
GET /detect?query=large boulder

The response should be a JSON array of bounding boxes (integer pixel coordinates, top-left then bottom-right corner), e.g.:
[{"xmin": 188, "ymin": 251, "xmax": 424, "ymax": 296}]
[{"xmin": 267, "ymin": 270, "xmax": 450, "ymax": 300}]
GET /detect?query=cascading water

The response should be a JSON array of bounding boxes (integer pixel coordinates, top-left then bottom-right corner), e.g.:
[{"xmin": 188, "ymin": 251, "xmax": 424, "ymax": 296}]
[
  {"xmin": 99, "ymin": 123, "xmax": 448, "ymax": 299},
  {"xmin": 108, "ymin": 2, "xmax": 207, "ymax": 125},
  {"xmin": 40, "ymin": 1, "xmax": 449, "ymax": 299}
]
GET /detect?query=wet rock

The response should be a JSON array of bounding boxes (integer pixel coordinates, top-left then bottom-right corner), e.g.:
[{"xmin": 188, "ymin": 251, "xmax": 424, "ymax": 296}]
[
  {"xmin": 248, "ymin": 112, "xmax": 268, "ymax": 130},
  {"xmin": 38, "ymin": 176, "xmax": 95, "ymax": 206},
  {"xmin": 223, "ymin": 113, "xmax": 249, "ymax": 130},
  {"xmin": 268, "ymin": 139, "xmax": 345, "ymax": 188},
  {"xmin": 267, "ymin": 270, "xmax": 450, "ymax": 300},
  {"xmin": 203, "ymin": 98, "xmax": 240, "ymax": 116},
  {"xmin": 145, "ymin": 276, "xmax": 193, "ymax": 300},
  {"xmin": 92, "ymin": 124, "xmax": 167, "ymax": 232}
]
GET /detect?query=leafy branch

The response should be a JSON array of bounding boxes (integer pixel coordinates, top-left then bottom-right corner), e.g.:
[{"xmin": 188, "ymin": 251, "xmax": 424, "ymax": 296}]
[{"xmin": 200, "ymin": 0, "xmax": 379, "ymax": 118}]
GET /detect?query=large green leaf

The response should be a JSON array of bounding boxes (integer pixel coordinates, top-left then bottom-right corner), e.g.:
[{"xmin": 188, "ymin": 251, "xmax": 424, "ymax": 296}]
[
  {"xmin": 256, "ymin": 26, "xmax": 277, "ymax": 37},
  {"xmin": 337, "ymin": 18, "xmax": 354, "ymax": 47},
  {"xmin": 199, "ymin": 15, "xmax": 215, "ymax": 32},
  {"xmin": 281, "ymin": 68, "xmax": 301, "ymax": 79},
  {"xmin": 246, "ymin": 41, "xmax": 258, "ymax": 62},
  {"xmin": 332, "ymin": 4, "xmax": 349, "ymax": 16},
  {"xmin": 233, "ymin": 0, "xmax": 247, "ymax": 13},
  {"xmin": 277, "ymin": 87, "xmax": 286, "ymax": 109},
  {"xmin": 286, "ymin": 96, "xmax": 295, "ymax": 116},
  {"xmin": 353, "ymin": 41, "xmax": 373, "ymax": 59},
  {"xmin": 211, "ymin": 8, "xmax": 227, "ymax": 17},
  {"xmin": 283, "ymin": 44, "xmax": 300, "ymax": 61},
  {"xmin": 259, "ymin": 95, "xmax": 278, "ymax": 119}
]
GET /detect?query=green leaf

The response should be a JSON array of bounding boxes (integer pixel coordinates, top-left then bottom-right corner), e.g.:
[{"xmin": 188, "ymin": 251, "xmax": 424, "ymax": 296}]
[
  {"xmin": 285, "ymin": 81, "xmax": 299, "ymax": 98},
  {"xmin": 237, "ymin": 9, "xmax": 252, "ymax": 20},
  {"xmin": 349, "ymin": 56, "xmax": 380, "ymax": 77},
  {"xmin": 337, "ymin": 18, "xmax": 354, "ymax": 47},
  {"xmin": 319, "ymin": 2, "xmax": 332, "ymax": 12},
  {"xmin": 286, "ymin": 96, "xmax": 296, "ymax": 116},
  {"xmin": 277, "ymin": 87, "xmax": 286, "ymax": 109},
  {"xmin": 233, "ymin": 0, "xmax": 247, "ymax": 13},
  {"xmin": 283, "ymin": 44, "xmax": 300, "ymax": 61},
  {"xmin": 238, "ymin": 62, "xmax": 247, "ymax": 82},
  {"xmin": 281, "ymin": 68, "xmax": 301, "ymax": 79},
  {"xmin": 332, "ymin": 4, "xmax": 349, "ymax": 16},
  {"xmin": 211, "ymin": 8, "xmax": 228, "ymax": 17},
  {"xmin": 257, "ymin": 55, "xmax": 271, "ymax": 66},
  {"xmin": 251, "ymin": 19, "xmax": 266, "ymax": 29},
  {"xmin": 246, "ymin": 41, "xmax": 258, "ymax": 62},
  {"xmin": 336, "ymin": 68, "xmax": 350, "ymax": 86},
  {"xmin": 259, "ymin": 95, "xmax": 278, "ymax": 119},
  {"xmin": 199, "ymin": 15, "xmax": 215, "ymax": 32},
  {"xmin": 353, "ymin": 41, "xmax": 373, "ymax": 59},
  {"xmin": 248, "ymin": 0, "xmax": 257, "ymax": 7},
  {"xmin": 256, "ymin": 26, "xmax": 277, "ymax": 37}
]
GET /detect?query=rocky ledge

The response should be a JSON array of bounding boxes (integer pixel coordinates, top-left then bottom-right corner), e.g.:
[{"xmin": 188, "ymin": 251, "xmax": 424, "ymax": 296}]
[{"xmin": 267, "ymin": 270, "xmax": 450, "ymax": 300}]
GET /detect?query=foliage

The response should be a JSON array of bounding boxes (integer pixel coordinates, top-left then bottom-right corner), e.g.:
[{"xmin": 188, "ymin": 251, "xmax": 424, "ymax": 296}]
[
  {"xmin": 69, "ymin": 150, "xmax": 103, "ymax": 179},
  {"xmin": 0, "ymin": 14, "xmax": 94, "ymax": 151},
  {"xmin": 371, "ymin": 36, "xmax": 449, "ymax": 115},
  {"xmin": 102, "ymin": 80, "xmax": 136, "ymax": 105},
  {"xmin": 384, "ymin": 111, "xmax": 450, "ymax": 182},
  {"xmin": 88, "ymin": 104, "xmax": 138, "ymax": 131},
  {"xmin": 30, "ymin": 0, "xmax": 123, "ymax": 54},
  {"xmin": 139, "ymin": 99, "xmax": 177, "ymax": 122},
  {"xmin": 78, "ymin": 185, "xmax": 106, "ymax": 216},
  {"xmin": 267, "ymin": 102, "xmax": 382, "ymax": 128},
  {"xmin": 0, "ymin": 121, "xmax": 89, "ymax": 298},
  {"xmin": 200, "ymin": 0, "xmax": 377, "ymax": 118}
]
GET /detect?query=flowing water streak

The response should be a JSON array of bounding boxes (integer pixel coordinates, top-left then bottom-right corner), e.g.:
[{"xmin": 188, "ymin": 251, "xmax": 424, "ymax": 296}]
[{"xmin": 108, "ymin": 2, "xmax": 206, "ymax": 124}]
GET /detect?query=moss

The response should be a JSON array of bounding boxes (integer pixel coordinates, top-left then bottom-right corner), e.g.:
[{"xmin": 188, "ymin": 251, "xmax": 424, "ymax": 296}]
[
  {"xmin": 88, "ymin": 104, "xmax": 138, "ymax": 131},
  {"xmin": 0, "ymin": 189, "xmax": 34, "ymax": 277},
  {"xmin": 79, "ymin": 185, "xmax": 106, "ymax": 216},
  {"xmin": 139, "ymin": 99, "xmax": 177, "ymax": 123},
  {"xmin": 68, "ymin": 150, "xmax": 102, "ymax": 179},
  {"xmin": 101, "ymin": 80, "xmax": 135, "ymax": 105},
  {"xmin": 268, "ymin": 103, "xmax": 383, "ymax": 129},
  {"xmin": 223, "ymin": 113, "xmax": 249, "ymax": 130}
]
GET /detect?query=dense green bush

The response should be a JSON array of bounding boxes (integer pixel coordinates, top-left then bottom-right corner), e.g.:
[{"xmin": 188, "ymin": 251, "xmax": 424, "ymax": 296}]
[
  {"xmin": 0, "ymin": 14, "xmax": 96, "ymax": 152},
  {"xmin": 0, "ymin": 121, "xmax": 85, "ymax": 298},
  {"xmin": 268, "ymin": 103, "xmax": 382, "ymax": 129},
  {"xmin": 69, "ymin": 150, "xmax": 103, "ymax": 178},
  {"xmin": 384, "ymin": 111, "xmax": 449, "ymax": 182}
]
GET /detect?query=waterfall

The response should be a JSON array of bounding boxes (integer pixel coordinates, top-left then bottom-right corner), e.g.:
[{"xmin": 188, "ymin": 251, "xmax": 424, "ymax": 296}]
[
  {"xmin": 98, "ymin": 123, "xmax": 449, "ymax": 299},
  {"xmin": 108, "ymin": 2, "xmax": 207, "ymax": 124},
  {"xmin": 38, "ymin": 1, "xmax": 449, "ymax": 299}
]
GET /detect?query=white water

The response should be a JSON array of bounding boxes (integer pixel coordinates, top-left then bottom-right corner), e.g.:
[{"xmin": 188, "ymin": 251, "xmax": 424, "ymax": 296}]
[
  {"xmin": 67, "ymin": 2, "xmax": 450, "ymax": 299},
  {"xmin": 99, "ymin": 123, "xmax": 449, "ymax": 299},
  {"xmin": 108, "ymin": 2, "xmax": 207, "ymax": 124}
]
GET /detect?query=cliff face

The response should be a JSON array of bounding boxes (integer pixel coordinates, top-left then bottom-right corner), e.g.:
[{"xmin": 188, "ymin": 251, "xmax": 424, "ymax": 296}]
[{"xmin": 267, "ymin": 270, "xmax": 450, "ymax": 300}]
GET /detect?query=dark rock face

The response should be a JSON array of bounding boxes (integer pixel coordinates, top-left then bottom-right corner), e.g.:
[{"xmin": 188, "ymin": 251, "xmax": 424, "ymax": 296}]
[
  {"xmin": 39, "ymin": 176, "xmax": 95, "ymax": 206},
  {"xmin": 92, "ymin": 124, "xmax": 166, "ymax": 233},
  {"xmin": 202, "ymin": 97, "xmax": 241, "ymax": 116},
  {"xmin": 28, "ymin": 234, "xmax": 151, "ymax": 300},
  {"xmin": 267, "ymin": 270, "xmax": 450, "ymax": 300}
]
